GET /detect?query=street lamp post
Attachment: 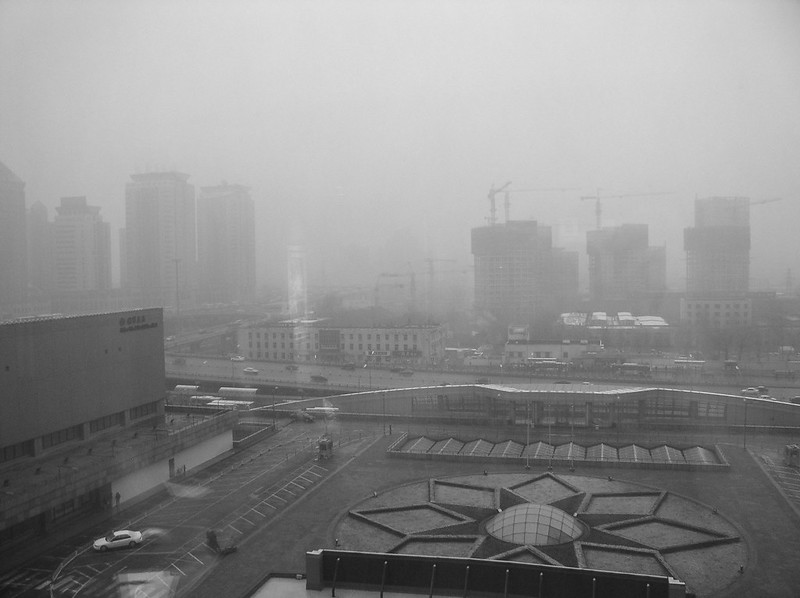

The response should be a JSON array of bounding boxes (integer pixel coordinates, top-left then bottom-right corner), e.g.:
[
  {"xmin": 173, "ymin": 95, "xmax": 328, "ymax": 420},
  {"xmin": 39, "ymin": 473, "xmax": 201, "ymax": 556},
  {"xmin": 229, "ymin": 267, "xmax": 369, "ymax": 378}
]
[
  {"xmin": 525, "ymin": 401, "xmax": 531, "ymax": 469},
  {"xmin": 272, "ymin": 387, "xmax": 278, "ymax": 427},
  {"xmin": 743, "ymin": 398, "xmax": 748, "ymax": 449}
]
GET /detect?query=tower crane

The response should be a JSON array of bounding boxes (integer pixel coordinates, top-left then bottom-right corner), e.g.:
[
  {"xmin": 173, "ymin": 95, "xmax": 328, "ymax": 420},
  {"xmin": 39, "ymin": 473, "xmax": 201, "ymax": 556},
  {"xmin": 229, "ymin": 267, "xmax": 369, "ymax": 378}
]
[
  {"xmin": 580, "ymin": 190, "xmax": 673, "ymax": 229},
  {"xmin": 750, "ymin": 197, "xmax": 782, "ymax": 206},
  {"xmin": 502, "ymin": 187, "xmax": 581, "ymax": 222},
  {"xmin": 487, "ymin": 182, "xmax": 512, "ymax": 225}
]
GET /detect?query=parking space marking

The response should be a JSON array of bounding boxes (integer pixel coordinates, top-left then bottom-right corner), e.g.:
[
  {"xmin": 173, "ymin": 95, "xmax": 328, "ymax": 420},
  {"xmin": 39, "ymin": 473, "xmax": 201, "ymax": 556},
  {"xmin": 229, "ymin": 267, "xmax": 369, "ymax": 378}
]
[
  {"xmin": 187, "ymin": 551, "xmax": 204, "ymax": 565},
  {"xmin": 250, "ymin": 506, "xmax": 266, "ymax": 517},
  {"xmin": 171, "ymin": 563, "xmax": 186, "ymax": 576},
  {"xmin": 237, "ymin": 515, "xmax": 254, "ymax": 526}
]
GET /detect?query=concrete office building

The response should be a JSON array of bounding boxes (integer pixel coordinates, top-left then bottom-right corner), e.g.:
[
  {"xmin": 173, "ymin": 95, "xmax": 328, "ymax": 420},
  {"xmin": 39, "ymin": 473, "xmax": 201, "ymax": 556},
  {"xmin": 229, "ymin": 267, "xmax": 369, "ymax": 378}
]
[
  {"xmin": 124, "ymin": 171, "xmax": 197, "ymax": 309},
  {"xmin": 471, "ymin": 220, "xmax": 579, "ymax": 328},
  {"xmin": 0, "ymin": 309, "xmax": 235, "ymax": 558},
  {"xmin": 52, "ymin": 196, "xmax": 112, "ymax": 293},
  {"xmin": 684, "ymin": 197, "xmax": 750, "ymax": 296},
  {"xmin": 586, "ymin": 224, "xmax": 666, "ymax": 306},
  {"xmin": 197, "ymin": 183, "xmax": 256, "ymax": 305},
  {"xmin": 0, "ymin": 161, "xmax": 27, "ymax": 316}
]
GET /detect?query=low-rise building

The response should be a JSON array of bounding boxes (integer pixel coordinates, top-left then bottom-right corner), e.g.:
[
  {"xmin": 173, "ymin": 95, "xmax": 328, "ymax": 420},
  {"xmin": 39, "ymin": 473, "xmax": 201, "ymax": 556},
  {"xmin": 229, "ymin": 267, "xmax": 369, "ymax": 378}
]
[
  {"xmin": 238, "ymin": 319, "xmax": 447, "ymax": 367},
  {"xmin": 0, "ymin": 309, "xmax": 236, "ymax": 558}
]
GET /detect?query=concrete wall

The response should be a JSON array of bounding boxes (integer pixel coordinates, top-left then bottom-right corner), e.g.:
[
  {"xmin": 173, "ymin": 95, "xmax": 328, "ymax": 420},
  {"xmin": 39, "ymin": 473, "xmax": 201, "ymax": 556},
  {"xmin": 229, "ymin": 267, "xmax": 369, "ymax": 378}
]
[
  {"xmin": 111, "ymin": 430, "xmax": 232, "ymax": 507},
  {"xmin": 0, "ymin": 309, "xmax": 165, "ymax": 447}
]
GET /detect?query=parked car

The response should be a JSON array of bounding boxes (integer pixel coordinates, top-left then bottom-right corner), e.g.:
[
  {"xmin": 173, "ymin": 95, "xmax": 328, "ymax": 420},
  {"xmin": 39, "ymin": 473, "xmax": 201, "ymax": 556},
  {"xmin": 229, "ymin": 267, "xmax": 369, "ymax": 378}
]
[
  {"xmin": 311, "ymin": 374, "xmax": 328, "ymax": 383},
  {"xmin": 285, "ymin": 364, "xmax": 299, "ymax": 371},
  {"xmin": 243, "ymin": 367, "xmax": 259, "ymax": 375},
  {"xmin": 230, "ymin": 355, "xmax": 245, "ymax": 361},
  {"xmin": 93, "ymin": 529, "xmax": 143, "ymax": 551},
  {"xmin": 741, "ymin": 387, "xmax": 760, "ymax": 397}
]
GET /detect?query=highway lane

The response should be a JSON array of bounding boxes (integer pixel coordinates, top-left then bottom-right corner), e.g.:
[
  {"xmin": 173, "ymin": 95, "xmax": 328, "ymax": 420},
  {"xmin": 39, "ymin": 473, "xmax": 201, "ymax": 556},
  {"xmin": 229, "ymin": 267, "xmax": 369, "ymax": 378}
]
[{"xmin": 166, "ymin": 355, "xmax": 800, "ymax": 399}]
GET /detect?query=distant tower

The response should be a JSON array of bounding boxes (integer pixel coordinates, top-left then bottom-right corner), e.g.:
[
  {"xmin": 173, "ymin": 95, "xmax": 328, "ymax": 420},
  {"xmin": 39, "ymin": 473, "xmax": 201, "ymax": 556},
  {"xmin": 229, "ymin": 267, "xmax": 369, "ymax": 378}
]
[
  {"xmin": 52, "ymin": 196, "xmax": 111, "ymax": 292},
  {"xmin": 287, "ymin": 245, "xmax": 308, "ymax": 319},
  {"xmin": 197, "ymin": 182, "xmax": 256, "ymax": 304},
  {"xmin": 27, "ymin": 201, "xmax": 53, "ymax": 295},
  {"xmin": 684, "ymin": 197, "xmax": 750, "ymax": 295},
  {"xmin": 124, "ymin": 171, "xmax": 196, "ymax": 309},
  {"xmin": 0, "ymin": 161, "xmax": 27, "ymax": 313}
]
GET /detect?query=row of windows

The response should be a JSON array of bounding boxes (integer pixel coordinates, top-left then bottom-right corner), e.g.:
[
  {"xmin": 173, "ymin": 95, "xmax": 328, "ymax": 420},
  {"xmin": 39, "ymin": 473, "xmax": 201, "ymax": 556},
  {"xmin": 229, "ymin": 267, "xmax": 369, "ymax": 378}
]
[
  {"xmin": 249, "ymin": 331, "xmax": 317, "ymax": 340},
  {"xmin": 250, "ymin": 341, "xmax": 318, "ymax": 350},
  {"xmin": 349, "ymin": 344, "xmax": 417, "ymax": 352},
  {"xmin": 89, "ymin": 412, "xmax": 124, "ymax": 434},
  {"xmin": 0, "ymin": 439, "xmax": 34, "ymax": 464},
  {"xmin": 130, "ymin": 401, "xmax": 158, "ymax": 420},
  {"xmin": 686, "ymin": 302, "xmax": 746, "ymax": 310},
  {"xmin": 41, "ymin": 424, "xmax": 83, "ymax": 449}
]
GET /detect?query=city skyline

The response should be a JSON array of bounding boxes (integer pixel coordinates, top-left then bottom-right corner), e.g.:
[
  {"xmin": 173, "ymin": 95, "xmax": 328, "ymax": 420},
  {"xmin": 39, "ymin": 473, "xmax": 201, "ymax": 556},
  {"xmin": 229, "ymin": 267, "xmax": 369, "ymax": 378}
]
[{"xmin": 1, "ymin": 1, "xmax": 799, "ymax": 294}]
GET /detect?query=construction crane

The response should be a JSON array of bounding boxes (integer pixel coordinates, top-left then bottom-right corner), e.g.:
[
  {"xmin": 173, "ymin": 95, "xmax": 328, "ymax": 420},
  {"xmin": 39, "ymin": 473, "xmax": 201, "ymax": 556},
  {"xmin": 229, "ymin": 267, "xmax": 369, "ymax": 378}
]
[
  {"xmin": 487, "ymin": 182, "xmax": 512, "ymax": 225},
  {"xmin": 580, "ymin": 190, "xmax": 673, "ymax": 229},
  {"xmin": 751, "ymin": 197, "xmax": 782, "ymax": 206},
  {"xmin": 501, "ymin": 187, "xmax": 581, "ymax": 222}
]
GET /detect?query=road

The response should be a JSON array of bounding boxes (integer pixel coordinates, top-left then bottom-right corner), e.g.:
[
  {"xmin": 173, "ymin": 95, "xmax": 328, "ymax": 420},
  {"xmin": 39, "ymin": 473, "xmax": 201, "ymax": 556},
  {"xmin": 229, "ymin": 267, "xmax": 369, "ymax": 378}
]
[{"xmin": 166, "ymin": 355, "xmax": 800, "ymax": 400}]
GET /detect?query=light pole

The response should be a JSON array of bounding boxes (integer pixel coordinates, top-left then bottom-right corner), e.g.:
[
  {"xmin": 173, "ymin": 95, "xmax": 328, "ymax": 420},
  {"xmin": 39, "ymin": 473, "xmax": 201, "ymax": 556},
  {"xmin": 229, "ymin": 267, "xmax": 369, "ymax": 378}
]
[
  {"xmin": 272, "ymin": 386, "xmax": 278, "ymax": 427},
  {"xmin": 743, "ymin": 398, "xmax": 748, "ymax": 449},
  {"xmin": 525, "ymin": 401, "xmax": 531, "ymax": 469}
]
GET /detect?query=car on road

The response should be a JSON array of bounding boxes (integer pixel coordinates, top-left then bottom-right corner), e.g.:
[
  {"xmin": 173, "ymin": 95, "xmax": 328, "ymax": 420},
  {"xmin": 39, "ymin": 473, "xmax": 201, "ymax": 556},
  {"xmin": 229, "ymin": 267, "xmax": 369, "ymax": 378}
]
[
  {"xmin": 741, "ymin": 387, "xmax": 760, "ymax": 397},
  {"xmin": 230, "ymin": 355, "xmax": 245, "ymax": 361},
  {"xmin": 311, "ymin": 374, "xmax": 328, "ymax": 383},
  {"xmin": 341, "ymin": 363, "xmax": 356, "ymax": 370},
  {"xmin": 243, "ymin": 367, "xmax": 259, "ymax": 375},
  {"xmin": 285, "ymin": 364, "xmax": 299, "ymax": 371},
  {"xmin": 93, "ymin": 530, "xmax": 143, "ymax": 551},
  {"xmin": 399, "ymin": 369, "xmax": 414, "ymax": 376}
]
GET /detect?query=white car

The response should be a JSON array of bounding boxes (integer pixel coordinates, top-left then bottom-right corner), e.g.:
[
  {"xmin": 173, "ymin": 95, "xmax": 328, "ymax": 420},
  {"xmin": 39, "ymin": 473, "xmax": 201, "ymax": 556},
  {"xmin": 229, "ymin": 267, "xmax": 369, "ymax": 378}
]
[
  {"xmin": 230, "ymin": 355, "xmax": 245, "ymax": 361},
  {"xmin": 243, "ymin": 367, "xmax": 259, "ymax": 375},
  {"xmin": 93, "ymin": 529, "xmax": 143, "ymax": 551}
]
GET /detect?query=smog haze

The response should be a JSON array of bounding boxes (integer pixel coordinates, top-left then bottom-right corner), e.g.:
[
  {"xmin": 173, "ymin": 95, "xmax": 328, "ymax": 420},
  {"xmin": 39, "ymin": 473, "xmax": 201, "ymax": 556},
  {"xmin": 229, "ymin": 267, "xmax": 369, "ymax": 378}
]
[{"xmin": 2, "ymin": 0, "xmax": 799, "ymax": 291}]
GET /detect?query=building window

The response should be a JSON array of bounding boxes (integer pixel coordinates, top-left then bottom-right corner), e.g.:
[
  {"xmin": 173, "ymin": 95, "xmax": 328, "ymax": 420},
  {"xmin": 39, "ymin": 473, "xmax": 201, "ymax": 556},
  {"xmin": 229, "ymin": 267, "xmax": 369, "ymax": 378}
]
[
  {"xmin": 130, "ymin": 401, "xmax": 157, "ymax": 420},
  {"xmin": 89, "ymin": 412, "xmax": 123, "ymax": 434},
  {"xmin": 1, "ymin": 439, "xmax": 34, "ymax": 464},
  {"xmin": 42, "ymin": 424, "xmax": 83, "ymax": 449}
]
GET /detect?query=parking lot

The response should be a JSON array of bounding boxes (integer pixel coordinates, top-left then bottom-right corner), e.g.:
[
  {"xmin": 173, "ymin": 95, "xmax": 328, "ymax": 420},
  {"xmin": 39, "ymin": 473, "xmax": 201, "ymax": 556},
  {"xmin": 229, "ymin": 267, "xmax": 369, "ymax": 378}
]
[{"xmin": 1, "ymin": 420, "xmax": 378, "ymax": 598}]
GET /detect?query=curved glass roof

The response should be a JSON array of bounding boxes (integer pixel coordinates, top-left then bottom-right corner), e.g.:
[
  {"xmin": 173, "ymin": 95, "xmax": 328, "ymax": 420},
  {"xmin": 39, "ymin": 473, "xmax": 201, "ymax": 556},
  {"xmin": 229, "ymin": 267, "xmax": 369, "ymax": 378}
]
[{"xmin": 485, "ymin": 504, "xmax": 585, "ymax": 546}]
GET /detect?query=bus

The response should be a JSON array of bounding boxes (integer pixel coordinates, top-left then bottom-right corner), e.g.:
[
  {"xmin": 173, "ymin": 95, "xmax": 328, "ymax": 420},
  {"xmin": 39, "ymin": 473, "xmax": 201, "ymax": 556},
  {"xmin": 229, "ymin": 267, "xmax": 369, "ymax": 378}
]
[
  {"xmin": 207, "ymin": 399, "xmax": 253, "ymax": 411},
  {"xmin": 612, "ymin": 362, "xmax": 652, "ymax": 377},
  {"xmin": 173, "ymin": 384, "xmax": 200, "ymax": 395},
  {"xmin": 218, "ymin": 387, "xmax": 258, "ymax": 399}
]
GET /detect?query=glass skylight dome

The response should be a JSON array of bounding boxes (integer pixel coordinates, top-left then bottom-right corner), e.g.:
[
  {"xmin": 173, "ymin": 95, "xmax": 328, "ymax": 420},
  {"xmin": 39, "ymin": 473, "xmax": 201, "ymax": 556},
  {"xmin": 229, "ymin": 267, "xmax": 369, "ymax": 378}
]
[{"xmin": 485, "ymin": 504, "xmax": 585, "ymax": 546}]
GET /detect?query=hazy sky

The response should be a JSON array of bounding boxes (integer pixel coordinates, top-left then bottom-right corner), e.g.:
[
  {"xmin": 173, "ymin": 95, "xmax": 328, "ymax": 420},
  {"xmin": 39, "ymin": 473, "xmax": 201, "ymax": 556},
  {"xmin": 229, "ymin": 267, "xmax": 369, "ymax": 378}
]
[{"xmin": 2, "ymin": 0, "xmax": 799, "ymax": 290}]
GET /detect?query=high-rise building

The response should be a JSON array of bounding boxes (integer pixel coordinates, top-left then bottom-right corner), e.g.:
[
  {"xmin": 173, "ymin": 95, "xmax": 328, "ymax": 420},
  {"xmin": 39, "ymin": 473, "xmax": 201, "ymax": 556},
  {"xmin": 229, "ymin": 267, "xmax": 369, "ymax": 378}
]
[
  {"xmin": 197, "ymin": 183, "xmax": 255, "ymax": 304},
  {"xmin": 0, "ymin": 161, "xmax": 27, "ymax": 314},
  {"xmin": 586, "ymin": 224, "xmax": 666, "ymax": 305},
  {"xmin": 124, "ymin": 172, "xmax": 196, "ymax": 309},
  {"xmin": 471, "ymin": 220, "xmax": 578, "ymax": 327},
  {"xmin": 27, "ymin": 201, "xmax": 53, "ymax": 296},
  {"xmin": 684, "ymin": 197, "xmax": 750, "ymax": 295},
  {"xmin": 52, "ymin": 196, "xmax": 111, "ymax": 292}
]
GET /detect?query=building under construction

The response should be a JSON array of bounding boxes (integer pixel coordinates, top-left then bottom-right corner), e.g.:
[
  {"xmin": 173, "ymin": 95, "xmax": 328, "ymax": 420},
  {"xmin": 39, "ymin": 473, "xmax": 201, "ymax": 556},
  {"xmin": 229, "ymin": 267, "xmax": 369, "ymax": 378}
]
[
  {"xmin": 684, "ymin": 196, "xmax": 750, "ymax": 295},
  {"xmin": 586, "ymin": 223, "xmax": 666, "ymax": 307},
  {"xmin": 471, "ymin": 220, "xmax": 578, "ymax": 328}
]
